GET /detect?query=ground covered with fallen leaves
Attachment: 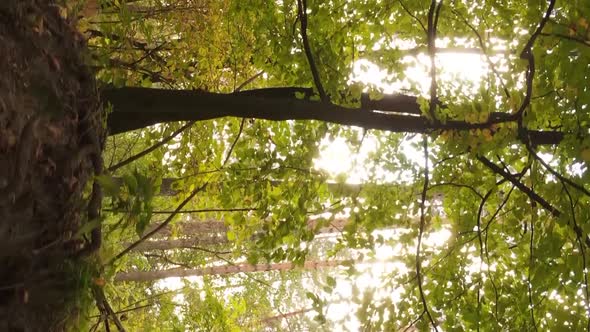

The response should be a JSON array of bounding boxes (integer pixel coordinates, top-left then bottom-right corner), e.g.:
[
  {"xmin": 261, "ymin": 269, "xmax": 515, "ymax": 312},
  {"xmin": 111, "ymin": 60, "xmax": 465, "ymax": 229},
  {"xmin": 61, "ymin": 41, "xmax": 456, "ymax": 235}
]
[{"xmin": 0, "ymin": 1, "xmax": 104, "ymax": 330}]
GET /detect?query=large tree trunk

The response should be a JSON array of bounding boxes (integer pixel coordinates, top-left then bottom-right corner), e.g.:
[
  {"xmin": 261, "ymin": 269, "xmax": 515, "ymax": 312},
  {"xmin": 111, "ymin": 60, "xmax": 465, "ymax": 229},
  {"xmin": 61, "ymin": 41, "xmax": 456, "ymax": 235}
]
[
  {"xmin": 102, "ymin": 87, "xmax": 563, "ymax": 145},
  {"xmin": 0, "ymin": 1, "xmax": 104, "ymax": 330},
  {"xmin": 115, "ymin": 259, "xmax": 351, "ymax": 282}
]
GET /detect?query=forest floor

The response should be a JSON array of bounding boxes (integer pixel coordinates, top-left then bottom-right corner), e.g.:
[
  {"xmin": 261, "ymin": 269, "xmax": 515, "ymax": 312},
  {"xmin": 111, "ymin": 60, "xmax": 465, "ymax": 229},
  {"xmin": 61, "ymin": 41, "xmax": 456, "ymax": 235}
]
[{"xmin": 0, "ymin": 1, "xmax": 104, "ymax": 330}]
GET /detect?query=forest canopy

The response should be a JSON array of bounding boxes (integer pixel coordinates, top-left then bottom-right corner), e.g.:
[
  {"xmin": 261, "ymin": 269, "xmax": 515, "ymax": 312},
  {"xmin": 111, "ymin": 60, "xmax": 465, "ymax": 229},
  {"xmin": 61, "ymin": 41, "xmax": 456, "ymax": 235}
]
[{"xmin": 73, "ymin": 0, "xmax": 590, "ymax": 330}]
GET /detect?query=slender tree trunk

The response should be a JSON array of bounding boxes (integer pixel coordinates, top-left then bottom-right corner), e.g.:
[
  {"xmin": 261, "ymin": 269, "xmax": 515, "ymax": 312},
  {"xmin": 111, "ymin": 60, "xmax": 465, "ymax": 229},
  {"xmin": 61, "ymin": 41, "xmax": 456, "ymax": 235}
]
[
  {"xmin": 113, "ymin": 177, "xmax": 376, "ymax": 196},
  {"xmin": 147, "ymin": 217, "xmax": 348, "ymax": 237},
  {"xmin": 103, "ymin": 87, "xmax": 562, "ymax": 145},
  {"xmin": 112, "ymin": 177, "xmax": 383, "ymax": 197},
  {"xmin": 144, "ymin": 219, "xmax": 228, "ymax": 238},
  {"xmin": 130, "ymin": 218, "xmax": 349, "ymax": 251},
  {"xmin": 261, "ymin": 308, "xmax": 314, "ymax": 326},
  {"xmin": 129, "ymin": 234, "xmax": 229, "ymax": 251},
  {"xmin": 115, "ymin": 259, "xmax": 352, "ymax": 282}
]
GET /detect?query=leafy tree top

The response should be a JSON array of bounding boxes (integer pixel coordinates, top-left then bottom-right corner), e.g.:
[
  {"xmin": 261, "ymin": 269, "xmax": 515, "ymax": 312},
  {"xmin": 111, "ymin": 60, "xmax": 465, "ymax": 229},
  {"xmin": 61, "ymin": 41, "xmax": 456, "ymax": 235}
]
[{"xmin": 85, "ymin": 0, "xmax": 590, "ymax": 330}]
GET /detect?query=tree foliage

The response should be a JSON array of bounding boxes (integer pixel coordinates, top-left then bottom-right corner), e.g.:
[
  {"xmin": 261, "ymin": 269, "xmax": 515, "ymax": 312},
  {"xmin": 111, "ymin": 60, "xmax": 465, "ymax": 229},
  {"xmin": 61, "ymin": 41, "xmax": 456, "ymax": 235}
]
[{"xmin": 77, "ymin": 0, "xmax": 590, "ymax": 330}]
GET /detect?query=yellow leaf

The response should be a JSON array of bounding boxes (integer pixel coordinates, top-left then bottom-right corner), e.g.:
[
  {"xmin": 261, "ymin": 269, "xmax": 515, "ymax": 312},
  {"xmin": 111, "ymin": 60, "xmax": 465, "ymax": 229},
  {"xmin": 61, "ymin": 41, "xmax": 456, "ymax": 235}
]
[
  {"xmin": 581, "ymin": 148, "xmax": 590, "ymax": 163},
  {"xmin": 569, "ymin": 27, "xmax": 577, "ymax": 36},
  {"xmin": 479, "ymin": 112, "xmax": 489, "ymax": 122},
  {"xmin": 93, "ymin": 277, "xmax": 106, "ymax": 287},
  {"xmin": 579, "ymin": 18, "xmax": 589, "ymax": 30}
]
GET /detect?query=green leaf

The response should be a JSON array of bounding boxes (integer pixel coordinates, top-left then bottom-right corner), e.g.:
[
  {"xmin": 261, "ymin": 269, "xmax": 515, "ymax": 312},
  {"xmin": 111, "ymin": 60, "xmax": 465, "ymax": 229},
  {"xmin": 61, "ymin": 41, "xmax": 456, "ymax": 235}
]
[{"xmin": 95, "ymin": 174, "xmax": 120, "ymax": 197}]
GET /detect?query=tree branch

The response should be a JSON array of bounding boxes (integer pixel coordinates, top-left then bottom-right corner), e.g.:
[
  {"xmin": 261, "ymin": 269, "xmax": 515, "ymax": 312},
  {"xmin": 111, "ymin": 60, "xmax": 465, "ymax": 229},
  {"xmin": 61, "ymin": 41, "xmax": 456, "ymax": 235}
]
[
  {"xmin": 106, "ymin": 183, "xmax": 207, "ymax": 266},
  {"xmin": 417, "ymin": 136, "xmax": 439, "ymax": 331},
  {"xmin": 426, "ymin": 0, "xmax": 443, "ymax": 122},
  {"xmin": 104, "ymin": 87, "xmax": 564, "ymax": 146},
  {"xmin": 477, "ymin": 155, "xmax": 560, "ymax": 216},
  {"xmin": 525, "ymin": 143, "xmax": 590, "ymax": 197},
  {"xmin": 477, "ymin": 155, "xmax": 590, "ymax": 248},
  {"xmin": 398, "ymin": 0, "xmax": 427, "ymax": 34},
  {"xmin": 297, "ymin": 0, "xmax": 328, "ymax": 102},
  {"xmin": 513, "ymin": 0, "xmax": 556, "ymax": 120},
  {"xmin": 107, "ymin": 121, "xmax": 194, "ymax": 172}
]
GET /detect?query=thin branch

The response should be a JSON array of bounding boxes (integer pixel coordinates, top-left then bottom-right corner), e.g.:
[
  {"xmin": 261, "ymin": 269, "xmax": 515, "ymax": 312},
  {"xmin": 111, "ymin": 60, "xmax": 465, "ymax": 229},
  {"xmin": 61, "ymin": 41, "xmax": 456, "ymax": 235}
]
[
  {"xmin": 482, "ymin": 185, "xmax": 515, "ymax": 234},
  {"xmin": 477, "ymin": 155, "xmax": 590, "ymax": 248},
  {"xmin": 148, "ymin": 207, "xmax": 257, "ymax": 214},
  {"xmin": 108, "ymin": 121, "xmax": 195, "ymax": 172},
  {"xmin": 187, "ymin": 246, "xmax": 232, "ymax": 256},
  {"xmin": 451, "ymin": 9, "xmax": 510, "ymax": 98},
  {"xmin": 520, "ymin": 0, "xmax": 557, "ymax": 59},
  {"xmin": 222, "ymin": 118, "xmax": 245, "ymax": 166},
  {"xmin": 106, "ymin": 183, "xmax": 207, "ymax": 266},
  {"xmin": 561, "ymin": 181, "xmax": 590, "ymax": 330},
  {"xmin": 477, "ymin": 155, "xmax": 560, "ymax": 216},
  {"xmin": 111, "ymin": 132, "xmax": 141, "ymax": 169},
  {"xmin": 143, "ymin": 253, "xmax": 191, "ymax": 269},
  {"xmin": 398, "ymin": 0, "xmax": 427, "ymax": 34},
  {"xmin": 528, "ymin": 191, "xmax": 538, "ymax": 332},
  {"xmin": 297, "ymin": 0, "xmax": 328, "ymax": 102},
  {"xmin": 476, "ymin": 190, "xmax": 493, "ymax": 332},
  {"xmin": 426, "ymin": 0, "xmax": 443, "ymax": 122},
  {"xmin": 540, "ymin": 32, "xmax": 590, "ymax": 48},
  {"xmin": 96, "ymin": 206, "xmax": 254, "ymax": 214},
  {"xmin": 235, "ymin": 71, "xmax": 265, "ymax": 92},
  {"xmin": 403, "ymin": 311, "xmax": 425, "ymax": 332},
  {"xmin": 429, "ymin": 182, "xmax": 483, "ymax": 199},
  {"xmin": 416, "ymin": 135, "xmax": 439, "ymax": 331},
  {"xmin": 526, "ymin": 143, "xmax": 590, "ymax": 197},
  {"xmin": 93, "ymin": 286, "xmax": 126, "ymax": 332},
  {"xmin": 513, "ymin": 0, "xmax": 556, "ymax": 120}
]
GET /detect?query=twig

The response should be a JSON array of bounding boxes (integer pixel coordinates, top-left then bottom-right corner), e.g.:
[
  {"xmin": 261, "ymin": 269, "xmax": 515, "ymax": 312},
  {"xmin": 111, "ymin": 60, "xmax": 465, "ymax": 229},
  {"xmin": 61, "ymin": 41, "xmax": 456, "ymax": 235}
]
[
  {"xmin": 222, "ymin": 118, "xmax": 245, "ymax": 166},
  {"xmin": 235, "ymin": 71, "xmax": 264, "ymax": 92},
  {"xmin": 149, "ymin": 207, "xmax": 256, "ymax": 214},
  {"xmin": 93, "ymin": 286, "xmax": 126, "ymax": 332},
  {"xmin": 426, "ymin": 0, "xmax": 443, "ymax": 122},
  {"xmin": 188, "ymin": 246, "xmax": 232, "ymax": 256},
  {"xmin": 540, "ymin": 32, "xmax": 590, "ymax": 48},
  {"xmin": 528, "ymin": 180, "xmax": 538, "ymax": 332},
  {"xmin": 477, "ymin": 155, "xmax": 560, "ymax": 216},
  {"xmin": 108, "ymin": 121, "xmax": 195, "ymax": 172},
  {"xmin": 476, "ymin": 190, "xmax": 493, "ymax": 331},
  {"xmin": 416, "ymin": 135, "xmax": 439, "ymax": 331},
  {"xmin": 143, "ymin": 253, "xmax": 191, "ymax": 269},
  {"xmin": 525, "ymin": 143, "xmax": 590, "ymax": 197},
  {"xmin": 297, "ymin": 0, "xmax": 328, "ymax": 102},
  {"xmin": 477, "ymin": 155, "xmax": 590, "ymax": 248},
  {"xmin": 561, "ymin": 181, "xmax": 590, "ymax": 329},
  {"xmin": 451, "ymin": 9, "xmax": 510, "ymax": 98},
  {"xmin": 105, "ymin": 207, "xmax": 256, "ymax": 214},
  {"xmin": 428, "ymin": 182, "xmax": 483, "ymax": 199},
  {"xmin": 520, "ymin": 0, "xmax": 557, "ymax": 59},
  {"xmin": 106, "ymin": 183, "xmax": 207, "ymax": 266},
  {"xmin": 398, "ymin": 0, "xmax": 427, "ymax": 34},
  {"xmin": 513, "ymin": 0, "xmax": 556, "ymax": 120},
  {"xmin": 403, "ymin": 311, "xmax": 425, "ymax": 332}
]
